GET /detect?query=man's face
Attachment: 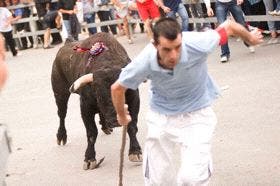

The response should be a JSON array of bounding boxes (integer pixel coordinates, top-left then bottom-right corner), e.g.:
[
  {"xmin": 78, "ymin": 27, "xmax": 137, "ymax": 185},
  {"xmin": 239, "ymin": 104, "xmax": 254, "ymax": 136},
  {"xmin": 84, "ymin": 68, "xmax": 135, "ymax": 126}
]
[{"xmin": 154, "ymin": 34, "xmax": 182, "ymax": 70}]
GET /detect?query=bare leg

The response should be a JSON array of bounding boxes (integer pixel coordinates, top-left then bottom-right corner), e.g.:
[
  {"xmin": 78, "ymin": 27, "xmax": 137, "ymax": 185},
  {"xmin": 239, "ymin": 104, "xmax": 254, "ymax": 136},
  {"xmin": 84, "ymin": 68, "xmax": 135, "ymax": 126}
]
[{"xmin": 43, "ymin": 28, "xmax": 51, "ymax": 48}]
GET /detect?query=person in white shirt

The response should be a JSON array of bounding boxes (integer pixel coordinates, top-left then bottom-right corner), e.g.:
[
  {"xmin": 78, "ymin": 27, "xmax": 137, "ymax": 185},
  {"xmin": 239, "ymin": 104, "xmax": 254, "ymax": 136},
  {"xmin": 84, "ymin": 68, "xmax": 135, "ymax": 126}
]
[{"xmin": 0, "ymin": 5, "xmax": 19, "ymax": 56}]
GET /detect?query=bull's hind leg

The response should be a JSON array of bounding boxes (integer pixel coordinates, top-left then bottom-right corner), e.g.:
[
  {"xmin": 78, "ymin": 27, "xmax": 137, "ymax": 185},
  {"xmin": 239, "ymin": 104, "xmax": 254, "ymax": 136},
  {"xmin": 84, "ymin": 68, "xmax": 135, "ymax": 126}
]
[
  {"xmin": 51, "ymin": 70, "xmax": 71, "ymax": 146},
  {"xmin": 54, "ymin": 92, "xmax": 70, "ymax": 145},
  {"xmin": 80, "ymin": 96, "xmax": 99, "ymax": 170},
  {"xmin": 126, "ymin": 89, "xmax": 142, "ymax": 162}
]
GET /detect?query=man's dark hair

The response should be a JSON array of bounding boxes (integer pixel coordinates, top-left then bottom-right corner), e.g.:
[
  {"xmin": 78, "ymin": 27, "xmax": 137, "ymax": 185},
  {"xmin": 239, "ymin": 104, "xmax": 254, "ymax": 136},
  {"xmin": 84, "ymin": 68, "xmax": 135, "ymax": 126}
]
[{"xmin": 152, "ymin": 17, "xmax": 182, "ymax": 45}]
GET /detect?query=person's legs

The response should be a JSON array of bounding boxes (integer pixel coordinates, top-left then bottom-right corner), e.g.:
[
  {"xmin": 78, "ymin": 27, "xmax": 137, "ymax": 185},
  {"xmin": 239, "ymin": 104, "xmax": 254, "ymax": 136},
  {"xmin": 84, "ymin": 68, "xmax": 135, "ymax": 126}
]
[
  {"xmin": 84, "ymin": 13, "xmax": 97, "ymax": 35},
  {"xmin": 177, "ymin": 107, "xmax": 217, "ymax": 185},
  {"xmin": 97, "ymin": 11, "xmax": 109, "ymax": 33},
  {"xmin": 263, "ymin": 0, "xmax": 277, "ymax": 37},
  {"xmin": 2, "ymin": 31, "xmax": 17, "ymax": 56},
  {"xmin": 137, "ymin": 1, "xmax": 160, "ymax": 40},
  {"xmin": 143, "ymin": 110, "xmax": 177, "ymax": 186},
  {"xmin": 215, "ymin": 1, "xmax": 230, "ymax": 61},
  {"xmin": 43, "ymin": 28, "xmax": 52, "ymax": 48},
  {"xmin": 108, "ymin": 9, "xmax": 118, "ymax": 35},
  {"xmin": 63, "ymin": 20, "xmax": 73, "ymax": 40},
  {"xmin": 228, "ymin": 1, "xmax": 246, "ymax": 26},
  {"xmin": 176, "ymin": 3, "xmax": 189, "ymax": 31}
]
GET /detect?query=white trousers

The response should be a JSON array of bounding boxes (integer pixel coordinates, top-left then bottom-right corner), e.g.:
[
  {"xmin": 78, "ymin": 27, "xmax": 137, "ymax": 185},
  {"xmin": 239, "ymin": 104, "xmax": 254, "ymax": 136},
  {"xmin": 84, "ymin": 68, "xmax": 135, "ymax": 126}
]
[{"xmin": 143, "ymin": 107, "xmax": 217, "ymax": 186}]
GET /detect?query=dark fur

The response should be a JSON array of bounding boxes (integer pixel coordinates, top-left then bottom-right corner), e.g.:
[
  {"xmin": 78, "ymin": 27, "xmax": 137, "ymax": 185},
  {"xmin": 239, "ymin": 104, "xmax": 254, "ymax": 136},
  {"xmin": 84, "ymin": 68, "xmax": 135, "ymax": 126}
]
[{"xmin": 51, "ymin": 32, "xmax": 141, "ymax": 165}]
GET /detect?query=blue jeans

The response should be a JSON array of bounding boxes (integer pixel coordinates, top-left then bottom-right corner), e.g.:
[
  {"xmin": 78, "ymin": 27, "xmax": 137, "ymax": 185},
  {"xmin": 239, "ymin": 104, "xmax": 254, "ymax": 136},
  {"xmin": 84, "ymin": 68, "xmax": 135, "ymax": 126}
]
[
  {"xmin": 63, "ymin": 20, "xmax": 78, "ymax": 40},
  {"xmin": 166, "ymin": 3, "xmax": 189, "ymax": 31},
  {"xmin": 84, "ymin": 13, "xmax": 97, "ymax": 35},
  {"xmin": 215, "ymin": 0, "xmax": 246, "ymax": 57}
]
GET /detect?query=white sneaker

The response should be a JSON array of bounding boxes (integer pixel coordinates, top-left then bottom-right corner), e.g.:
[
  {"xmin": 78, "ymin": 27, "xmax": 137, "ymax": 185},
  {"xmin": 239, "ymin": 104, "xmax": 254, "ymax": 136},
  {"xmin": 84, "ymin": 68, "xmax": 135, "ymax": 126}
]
[
  {"xmin": 220, "ymin": 56, "xmax": 228, "ymax": 63},
  {"xmin": 128, "ymin": 39, "xmax": 133, "ymax": 44},
  {"xmin": 249, "ymin": 46, "xmax": 255, "ymax": 53}
]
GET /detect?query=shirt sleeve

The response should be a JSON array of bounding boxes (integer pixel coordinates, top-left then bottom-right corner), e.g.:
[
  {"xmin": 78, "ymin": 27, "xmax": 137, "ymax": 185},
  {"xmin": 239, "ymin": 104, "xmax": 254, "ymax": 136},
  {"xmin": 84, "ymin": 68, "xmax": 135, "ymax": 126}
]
[
  {"xmin": 203, "ymin": 0, "xmax": 211, "ymax": 7},
  {"xmin": 182, "ymin": 30, "xmax": 220, "ymax": 54},
  {"xmin": 118, "ymin": 44, "xmax": 153, "ymax": 90}
]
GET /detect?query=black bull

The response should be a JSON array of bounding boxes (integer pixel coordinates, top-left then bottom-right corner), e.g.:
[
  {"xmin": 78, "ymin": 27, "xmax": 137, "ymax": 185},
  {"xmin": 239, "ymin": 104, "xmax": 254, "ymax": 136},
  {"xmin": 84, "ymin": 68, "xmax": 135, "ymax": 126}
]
[{"xmin": 51, "ymin": 32, "xmax": 142, "ymax": 170}]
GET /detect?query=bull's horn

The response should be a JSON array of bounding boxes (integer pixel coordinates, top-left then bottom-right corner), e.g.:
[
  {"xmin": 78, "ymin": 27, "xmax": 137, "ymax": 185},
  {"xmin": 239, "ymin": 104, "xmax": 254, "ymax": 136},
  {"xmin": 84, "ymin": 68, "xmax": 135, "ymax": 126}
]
[{"xmin": 69, "ymin": 73, "xmax": 93, "ymax": 93}]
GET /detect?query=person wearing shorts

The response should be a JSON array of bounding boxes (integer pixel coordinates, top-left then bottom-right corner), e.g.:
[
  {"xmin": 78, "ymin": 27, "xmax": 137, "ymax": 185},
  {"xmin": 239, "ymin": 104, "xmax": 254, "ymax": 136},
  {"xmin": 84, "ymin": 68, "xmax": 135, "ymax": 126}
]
[{"xmin": 136, "ymin": 0, "xmax": 160, "ymax": 40}]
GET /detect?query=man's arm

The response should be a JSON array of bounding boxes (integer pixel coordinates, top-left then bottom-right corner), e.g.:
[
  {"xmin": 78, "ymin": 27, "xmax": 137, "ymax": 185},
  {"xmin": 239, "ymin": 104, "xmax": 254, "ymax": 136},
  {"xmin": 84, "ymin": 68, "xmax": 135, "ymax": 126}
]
[
  {"xmin": 111, "ymin": 81, "xmax": 131, "ymax": 126},
  {"xmin": 154, "ymin": 0, "xmax": 170, "ymax": 13},
  {"xmin": 203, "ymin": 0, "xmax": 214, "ymax": 17},
  {"xmin": 217, "ymin": 20, "xmax": 263, "ymax": 46}
]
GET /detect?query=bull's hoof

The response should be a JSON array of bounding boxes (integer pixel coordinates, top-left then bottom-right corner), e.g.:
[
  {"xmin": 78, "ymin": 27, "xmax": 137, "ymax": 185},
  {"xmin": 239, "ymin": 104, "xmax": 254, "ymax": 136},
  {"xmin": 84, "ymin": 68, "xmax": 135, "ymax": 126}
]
[
  {"xmin": 56, "ymin": 139, "xmax": 67, "ymax": 145},
  {"xmin": 56, "ymin": 134, "xmax": 67, "ymax": 145},
  {"xmin": 83, "ymin": 160, "xmax": 97, "ymax": 170},
  {"xmin": 83, "ymin": 157, "xmax": 105, "ymax": 170},
  {"xmin": 102, "ymin": 127, "xmax": 113, "ymax": 135},
  {"xmin": 129, "ymin": 154, "xmax": 143, "ymax": 162}
]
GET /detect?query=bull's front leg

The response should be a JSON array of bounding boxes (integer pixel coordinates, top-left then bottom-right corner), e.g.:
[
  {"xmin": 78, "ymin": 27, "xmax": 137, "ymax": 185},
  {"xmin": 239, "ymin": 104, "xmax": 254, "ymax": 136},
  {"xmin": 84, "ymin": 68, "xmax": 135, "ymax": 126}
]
[
  {"xmin": 99, "ymin": 112, "xmax": 113, "ymax": 135},
  {"xmin": 126, "ymin": 89, "xmax": 142, "ymax": 162},
  {"xmin": 80, "ymin": 97, "xmax": 99, "ymax": 170}
]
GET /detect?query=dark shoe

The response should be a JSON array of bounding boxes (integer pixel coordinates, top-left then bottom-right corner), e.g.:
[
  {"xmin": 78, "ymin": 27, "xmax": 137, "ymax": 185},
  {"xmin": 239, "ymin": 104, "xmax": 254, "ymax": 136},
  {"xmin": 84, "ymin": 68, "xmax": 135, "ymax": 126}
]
[
  {"xmin": 19, "ymin": 46, "xmax": 28, "ymax": 50},
  {"xmin": 43, "ymin": 45, "xmax": 54, "ymax": 49},
  {"xmin": 51, "ymin": 40, "xmax": 63, "ymax": 45}
]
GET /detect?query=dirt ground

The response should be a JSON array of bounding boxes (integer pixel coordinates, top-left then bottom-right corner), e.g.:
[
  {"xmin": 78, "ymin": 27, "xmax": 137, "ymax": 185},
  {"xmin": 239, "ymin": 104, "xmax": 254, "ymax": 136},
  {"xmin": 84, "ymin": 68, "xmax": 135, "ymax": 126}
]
[{"xmin": 0, "ymin": 30, "xmax": 280, "ymax": 186}]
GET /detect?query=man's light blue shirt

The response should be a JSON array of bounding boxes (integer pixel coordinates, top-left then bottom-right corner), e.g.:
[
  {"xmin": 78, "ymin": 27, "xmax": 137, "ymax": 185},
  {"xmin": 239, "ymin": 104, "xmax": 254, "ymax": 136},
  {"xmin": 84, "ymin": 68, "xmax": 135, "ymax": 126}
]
[{"xmin": 118, "ymin": 30, "xmax": 221, "ymax": 115}]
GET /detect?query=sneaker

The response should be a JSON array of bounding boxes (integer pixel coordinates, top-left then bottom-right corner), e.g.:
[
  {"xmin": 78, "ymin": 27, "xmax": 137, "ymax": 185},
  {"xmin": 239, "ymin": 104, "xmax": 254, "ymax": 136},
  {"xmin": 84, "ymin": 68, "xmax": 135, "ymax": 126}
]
[
  {"xmin": 268, "ymin": 10, "xmax": 277, "ymax": 15},
  {"xmin": 128, "ymin": 39, "xmax": 133, "ymax": 44},
  {"xmin": 220, "ymin": 55, "xmax": 229, "ymax": 63},
  {"xmin": 248, "ymin": 46, "xmax": 255, "ymax": 53}
]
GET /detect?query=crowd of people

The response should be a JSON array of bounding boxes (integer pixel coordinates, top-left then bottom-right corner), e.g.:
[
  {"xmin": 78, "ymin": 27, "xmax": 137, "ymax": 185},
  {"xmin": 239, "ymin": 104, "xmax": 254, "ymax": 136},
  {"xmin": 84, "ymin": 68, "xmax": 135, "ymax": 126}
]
[{"xmin": 0, "ymin": 0, "xmax": 279, "ymax": 60}]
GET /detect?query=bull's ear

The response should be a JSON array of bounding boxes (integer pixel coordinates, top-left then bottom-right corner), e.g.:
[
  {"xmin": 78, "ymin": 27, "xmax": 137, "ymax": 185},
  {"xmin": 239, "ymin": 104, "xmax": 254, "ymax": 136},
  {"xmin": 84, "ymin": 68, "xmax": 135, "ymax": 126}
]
[{"xmin": 69, "ymin": 73, "xmax": 93, "ymax": 93}]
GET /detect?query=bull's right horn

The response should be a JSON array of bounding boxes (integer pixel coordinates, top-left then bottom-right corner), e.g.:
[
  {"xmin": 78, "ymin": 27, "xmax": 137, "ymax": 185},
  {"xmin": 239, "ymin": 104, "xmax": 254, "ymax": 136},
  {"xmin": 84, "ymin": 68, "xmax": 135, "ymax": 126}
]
[{"xmin": 69, "ymin": 73, "xmax": 93, "ymax": 93}]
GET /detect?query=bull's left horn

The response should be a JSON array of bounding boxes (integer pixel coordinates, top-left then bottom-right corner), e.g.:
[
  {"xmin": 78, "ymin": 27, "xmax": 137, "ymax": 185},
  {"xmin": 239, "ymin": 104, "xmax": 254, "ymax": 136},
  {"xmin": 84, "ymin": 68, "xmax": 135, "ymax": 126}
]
[{"xmin": 69, "ymin": 73, "xmax": 93, "ymax": 93}]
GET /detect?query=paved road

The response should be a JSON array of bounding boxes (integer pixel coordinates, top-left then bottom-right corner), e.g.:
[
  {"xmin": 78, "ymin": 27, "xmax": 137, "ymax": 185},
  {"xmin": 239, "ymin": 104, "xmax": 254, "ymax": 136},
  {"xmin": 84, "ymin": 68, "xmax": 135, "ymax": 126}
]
[{"xmin": 1, "ymin": 31, "xmax": 280, "ymax": 186}]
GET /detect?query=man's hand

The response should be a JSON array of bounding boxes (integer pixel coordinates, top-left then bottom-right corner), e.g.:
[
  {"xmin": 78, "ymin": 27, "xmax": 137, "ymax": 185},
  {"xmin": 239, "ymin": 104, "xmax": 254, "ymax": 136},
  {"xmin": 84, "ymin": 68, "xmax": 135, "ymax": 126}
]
[
  {"xmin": 219, "ymin": 20, "xmax": 263, "ymax": 46},
  {"xmin": 248, "ymin": 28, "xmax": 264, "ymax": 45},
  {"xmin": 161, "ymin": 5, "xmax": 171, "ymax": 13},
  {"xmin": 207, "ymin": 7, "xmax": 214, "ymax": 17},
  {"xmin": 237, "ymin": 0, "xmax": 243, "ymax": 5},
  {"xmin": 117, "ymin": 104, "xmax": 131, "ymax": 126}
]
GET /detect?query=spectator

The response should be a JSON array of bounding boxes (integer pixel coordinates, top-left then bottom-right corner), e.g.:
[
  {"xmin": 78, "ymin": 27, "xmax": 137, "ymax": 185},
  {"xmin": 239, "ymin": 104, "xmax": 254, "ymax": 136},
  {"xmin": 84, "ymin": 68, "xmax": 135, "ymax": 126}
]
[
  {"xmin": 215, "ymin": 0, "xmax": 255, "ymax": 63},
  {"xmin": 112, "ymin": 0, "xmax": 138, "ymax": 43},
  {"xmin": 95, "ymin": 0, "xmax": 118, "ymax": 36},
  {"xmin": 0, "ymin": 3, "xmax": 19, "ymax": 56},
  {"xmin": 11, "ymin": 0, "xmax": 34, "ymax": 50},
  {"xmin": 268, "ymin": 0, "xmax": 280, "ymax": 15},
  {"xmin": 34, "ymin": 0, "xmax": 63, "ymax": 46},
  {"xmin": 43, "ymin": 8, "xmax": 62, "ymax": 48},
  {"xmin": 155, "ymin": 0, "xmax": 190, "ymax": 31},
  {"xmin": 241, "ymin": 0, "xmax": 267, "ymax": 30},
  {"xmin": 263, "ymin": 0, "xmax": 278, "ymax": 38},
  {"xmin": 58, "ymin": 0, "xmax": 81, "ymax": 41},
  {"xmin": 187, "ymin": 0, "xmax": 215, "ymax": 31},
  {"xmin": 82, "ymin": 0, "xmax": 98, "ymax": 35},
  {"xmin": 135, "ymin": 0, "xmax": 161, "ymax": 40}
]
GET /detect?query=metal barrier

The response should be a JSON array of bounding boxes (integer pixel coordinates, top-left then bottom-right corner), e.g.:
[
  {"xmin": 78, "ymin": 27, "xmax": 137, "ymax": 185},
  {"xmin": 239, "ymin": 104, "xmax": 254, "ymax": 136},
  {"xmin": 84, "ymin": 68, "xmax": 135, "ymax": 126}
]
[{"xmin": 6, "ymin": 1, "xmax": 280, "ymax": 42}]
